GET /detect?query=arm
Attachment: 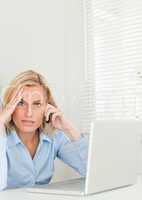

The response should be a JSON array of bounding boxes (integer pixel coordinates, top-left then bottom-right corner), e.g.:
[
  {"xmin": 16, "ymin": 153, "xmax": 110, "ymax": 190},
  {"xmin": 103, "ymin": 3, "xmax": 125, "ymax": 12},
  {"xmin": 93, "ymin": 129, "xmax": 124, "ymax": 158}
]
[
  {"xmin": 0, "ymin": 124, "xmax": 7, "ymax": 191},
  {"xmin": 56, "ymin": 132, "xmax": 89, "ymax": 177},
  {"xmin": 0, "ymin": 88, "xmax": 24, "ymax": 191},
  {"xmin": 0, "ymin": 98, "xmax": 7, "ymax": 191},
  {"xmin": 44, "ymin": 104, "xmax": 89, "ymax": 176}
]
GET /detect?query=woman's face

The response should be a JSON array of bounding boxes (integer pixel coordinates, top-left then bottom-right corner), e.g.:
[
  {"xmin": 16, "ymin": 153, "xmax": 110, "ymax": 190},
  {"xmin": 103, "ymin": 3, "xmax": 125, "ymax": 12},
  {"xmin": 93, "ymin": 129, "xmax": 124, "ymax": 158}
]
[{"xmin": 12, "ymin": 85, "xmax": 47, "ymax": 134}]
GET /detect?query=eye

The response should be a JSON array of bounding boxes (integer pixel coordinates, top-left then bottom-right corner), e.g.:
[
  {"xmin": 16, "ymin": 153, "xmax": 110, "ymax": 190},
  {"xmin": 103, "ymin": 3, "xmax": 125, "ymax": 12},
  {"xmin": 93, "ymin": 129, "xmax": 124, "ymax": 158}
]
[
  {"xmin": 33, "ymin": 102, "xmax": 42, "ymax": 107},
  {"xmin": 17, "ymin": 99, "xmax": 24, "ymax": 106}
]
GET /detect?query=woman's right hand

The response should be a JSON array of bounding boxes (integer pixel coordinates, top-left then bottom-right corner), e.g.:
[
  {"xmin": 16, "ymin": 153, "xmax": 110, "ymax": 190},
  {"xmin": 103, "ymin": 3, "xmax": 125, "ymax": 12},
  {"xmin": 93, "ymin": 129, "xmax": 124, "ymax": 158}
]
[{"xmin": 0, "ymin": 87, "xmax": 24, "ymax": 125}]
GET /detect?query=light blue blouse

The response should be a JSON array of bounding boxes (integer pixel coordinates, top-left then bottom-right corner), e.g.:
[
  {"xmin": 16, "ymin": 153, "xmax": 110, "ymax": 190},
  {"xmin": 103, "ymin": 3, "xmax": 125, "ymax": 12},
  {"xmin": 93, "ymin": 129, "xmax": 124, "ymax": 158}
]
[{"xmin": 0, "ymin": 129, "xmax": 89, "ymax": 190}]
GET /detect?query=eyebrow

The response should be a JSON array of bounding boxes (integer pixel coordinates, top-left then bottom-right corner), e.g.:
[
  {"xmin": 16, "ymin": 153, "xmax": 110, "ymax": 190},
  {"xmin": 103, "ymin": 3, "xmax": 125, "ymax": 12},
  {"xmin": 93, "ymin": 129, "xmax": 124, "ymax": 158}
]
[
  {"xmin": 32, "ymin": 100, "xmax": 44, "ymax": 104},
  {"xmin": 21, "ymin": 99, "xmax": 43, "ymax": 104}
]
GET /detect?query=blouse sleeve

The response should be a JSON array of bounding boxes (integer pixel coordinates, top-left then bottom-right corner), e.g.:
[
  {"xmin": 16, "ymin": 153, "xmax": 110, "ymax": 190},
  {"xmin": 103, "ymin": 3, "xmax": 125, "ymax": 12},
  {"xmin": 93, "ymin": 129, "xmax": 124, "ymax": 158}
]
[
  {"xmin": 0, "ymin": 125, "xmax": 7, "ymax": 191},
  {"xmin": 0, "ymin": 97, "xmax": 7, "ymax": 191},
  {"xmin": 56, "ymin": 132, "xmax": 89, "ymax": 177}
]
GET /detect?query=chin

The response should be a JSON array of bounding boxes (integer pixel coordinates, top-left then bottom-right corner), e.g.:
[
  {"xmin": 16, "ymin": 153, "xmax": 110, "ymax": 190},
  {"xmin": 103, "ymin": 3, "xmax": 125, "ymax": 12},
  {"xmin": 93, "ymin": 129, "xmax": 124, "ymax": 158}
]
[{"xmin": 18, "ymin": 126, "xmax": 38, "ymax": 133}]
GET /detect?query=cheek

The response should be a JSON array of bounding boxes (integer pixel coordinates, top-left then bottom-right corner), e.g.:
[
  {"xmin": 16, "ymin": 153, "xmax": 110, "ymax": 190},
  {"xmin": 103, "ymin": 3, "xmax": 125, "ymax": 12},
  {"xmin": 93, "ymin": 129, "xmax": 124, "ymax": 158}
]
[
  {"xmin": 12, "ymin": 110, "xmax": 25, "ymax": 128},
  {"xmin": 12, "ymin": 109, "xmax": 24, "ymax": 121},
  {"xmin": 34, "ymin": 111, "xmax": 44, "ymax": 123}
]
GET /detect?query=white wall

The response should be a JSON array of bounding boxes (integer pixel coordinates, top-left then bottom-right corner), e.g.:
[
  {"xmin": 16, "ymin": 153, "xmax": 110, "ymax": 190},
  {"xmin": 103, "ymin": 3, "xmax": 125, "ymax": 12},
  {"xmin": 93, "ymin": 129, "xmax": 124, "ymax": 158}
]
[
  {"xmin": 64, "ymin": 0, "xmax": 85, "ymax": 131},
  {"xmin": 52, "ymin": 0, "xmax": 85, "ymax": 182},
  {"xmin": 137, "ymin": 66, "xmax": 142, "ymax": 175},
  {"xmin": 0, "ymin": 0, "xmax": 84, "ymax": 182},
  {"xmin": 0, "ymin": 0, "xmax": 65, "ymax": 109}
]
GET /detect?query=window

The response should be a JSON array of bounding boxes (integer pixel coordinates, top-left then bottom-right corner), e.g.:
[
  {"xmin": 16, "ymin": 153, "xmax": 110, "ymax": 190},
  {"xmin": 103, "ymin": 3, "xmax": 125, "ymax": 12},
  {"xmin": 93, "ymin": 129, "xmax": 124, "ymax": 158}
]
[
  {"xmin": 80, "ymin": 0, "xmax": 142, "ymax": 173},
  {"xmin": 81, "ymin": 0, "xmax": 142, "ymax": 121}
]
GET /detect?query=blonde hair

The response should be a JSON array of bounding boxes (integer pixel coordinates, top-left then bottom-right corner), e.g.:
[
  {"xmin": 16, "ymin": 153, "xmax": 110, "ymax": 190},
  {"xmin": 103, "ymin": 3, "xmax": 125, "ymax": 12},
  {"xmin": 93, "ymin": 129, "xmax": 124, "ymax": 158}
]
[{"xmin": 3, "ymin": 70, "xmax": 57, "ymax": 135}]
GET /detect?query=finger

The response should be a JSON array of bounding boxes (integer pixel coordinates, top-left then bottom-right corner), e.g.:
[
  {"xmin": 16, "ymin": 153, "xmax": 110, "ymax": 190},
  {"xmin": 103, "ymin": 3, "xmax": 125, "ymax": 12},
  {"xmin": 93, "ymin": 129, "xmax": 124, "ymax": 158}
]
[
  {"xmin": 45, "ymin": 112, "xmax": 54, "ymax": 123},
  {"xmin": 45, "ymin": 103, "xmax": 58, "ymax": 112},
  {"xmin": 9, "ymin": 94, "xmax": 23, "ymax": 109},
  {"xmin": 46, "ymin": 103, "xmax": 55, "ymax": 108},
  {"xmin": 7, "ymin": 89, "xmax": 24, "ymax": 110},
  {"xmin": 45, "ymin": 106, "xmax": 58, "ymax": 116},
  {"xmin": 10, "ymin": 86, "xmax": 24, "ymax": 103},
  {"xmin": 9, "ymin": 90, "xmax": 23, "ymax": 108},
  {"xmin": 45, "ymin": 109, "xmax": 57, "ymax": 121},
  {"xmin": 52, "ymin": 111, "xmax": 63, "ymax": 123},
  {"xmin": 12, "ymin": 95, "xmax": 23, "ymax": 108}
]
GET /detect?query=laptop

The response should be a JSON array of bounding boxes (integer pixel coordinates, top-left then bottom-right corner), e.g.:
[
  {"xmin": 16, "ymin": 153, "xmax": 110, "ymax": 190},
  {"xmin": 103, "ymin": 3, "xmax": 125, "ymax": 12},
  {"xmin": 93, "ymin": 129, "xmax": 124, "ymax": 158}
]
[{"xmin": 26, "ymin": 120, "xmax": 141, "ymax": 196}]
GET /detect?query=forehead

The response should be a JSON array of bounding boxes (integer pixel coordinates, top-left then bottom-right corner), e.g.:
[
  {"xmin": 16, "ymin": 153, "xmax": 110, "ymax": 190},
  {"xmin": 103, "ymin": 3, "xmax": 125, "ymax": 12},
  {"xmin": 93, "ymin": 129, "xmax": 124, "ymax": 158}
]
[{"xmin": 22, "ymin": 85, "xmax": 46, "ymax": 101}]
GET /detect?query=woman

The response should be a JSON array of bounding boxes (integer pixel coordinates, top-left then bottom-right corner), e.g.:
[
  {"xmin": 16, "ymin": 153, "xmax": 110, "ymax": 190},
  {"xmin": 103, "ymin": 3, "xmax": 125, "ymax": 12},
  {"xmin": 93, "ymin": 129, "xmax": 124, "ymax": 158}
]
[{"xmin": 0, "ymin": 70, "xmax": 88, "ymax": 190}]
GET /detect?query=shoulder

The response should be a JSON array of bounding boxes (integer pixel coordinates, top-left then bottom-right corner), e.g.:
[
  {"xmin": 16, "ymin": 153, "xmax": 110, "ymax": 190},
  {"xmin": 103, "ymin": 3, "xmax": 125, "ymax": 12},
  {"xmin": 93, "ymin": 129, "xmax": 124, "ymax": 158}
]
[
  {"xmin": 6, "ymin": 130, "xmax": 21, "ymax": 148},
  {"xmin": 53, "ymin": 130, "xmax": 70, "ymax": 144},
  {"xmin": 52, "ymin": 130, "xmax": 70, "ymax": 151}
]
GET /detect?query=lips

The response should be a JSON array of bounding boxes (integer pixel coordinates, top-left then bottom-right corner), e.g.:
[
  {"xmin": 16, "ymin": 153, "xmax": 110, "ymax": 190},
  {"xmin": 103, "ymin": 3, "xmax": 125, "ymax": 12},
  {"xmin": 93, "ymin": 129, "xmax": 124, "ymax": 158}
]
[{"xmin": 21, "ymin": 120, "xmax": 35, "ymax": 125}]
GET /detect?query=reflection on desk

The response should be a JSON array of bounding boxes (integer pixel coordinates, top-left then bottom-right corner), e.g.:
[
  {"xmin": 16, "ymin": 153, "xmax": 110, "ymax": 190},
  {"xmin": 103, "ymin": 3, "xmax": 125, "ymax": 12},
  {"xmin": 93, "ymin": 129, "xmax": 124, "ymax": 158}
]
[{"xmin": 0, "ymin": 176, "xmax": 142, "ymax": 200}]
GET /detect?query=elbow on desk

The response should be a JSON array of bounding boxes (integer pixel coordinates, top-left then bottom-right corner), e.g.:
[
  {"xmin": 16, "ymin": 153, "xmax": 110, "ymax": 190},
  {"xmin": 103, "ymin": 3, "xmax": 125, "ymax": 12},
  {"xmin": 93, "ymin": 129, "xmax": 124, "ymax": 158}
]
[
  {"xmin": 0, "ymin": 184, "xmax": 7, "ymax": 192},
  {"xmin": 78, "ymin": 166, "xmax": 87, "ymax": 177}
]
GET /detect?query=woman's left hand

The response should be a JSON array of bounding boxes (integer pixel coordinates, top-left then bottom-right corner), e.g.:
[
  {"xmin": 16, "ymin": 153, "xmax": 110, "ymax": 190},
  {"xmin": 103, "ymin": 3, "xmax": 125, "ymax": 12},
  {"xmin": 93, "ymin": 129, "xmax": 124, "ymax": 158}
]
[{"xmin": 44, "ymin": 104, "xmax": 81, "ymax": 140}]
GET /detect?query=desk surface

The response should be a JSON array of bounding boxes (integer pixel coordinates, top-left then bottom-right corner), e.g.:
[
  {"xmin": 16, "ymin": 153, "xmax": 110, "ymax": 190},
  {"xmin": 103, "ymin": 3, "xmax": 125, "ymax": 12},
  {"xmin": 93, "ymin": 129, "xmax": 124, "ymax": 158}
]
[{"xmin": 0, "ymin": 178, "xmax": 142, "ymax": 200}]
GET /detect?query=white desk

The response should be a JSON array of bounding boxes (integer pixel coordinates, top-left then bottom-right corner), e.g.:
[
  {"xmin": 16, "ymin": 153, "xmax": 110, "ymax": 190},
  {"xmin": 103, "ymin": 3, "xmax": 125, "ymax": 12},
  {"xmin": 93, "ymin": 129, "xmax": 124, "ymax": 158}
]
[{"xmin": 0, "ymin": 177, "xmax": 142, "ymax": 200}]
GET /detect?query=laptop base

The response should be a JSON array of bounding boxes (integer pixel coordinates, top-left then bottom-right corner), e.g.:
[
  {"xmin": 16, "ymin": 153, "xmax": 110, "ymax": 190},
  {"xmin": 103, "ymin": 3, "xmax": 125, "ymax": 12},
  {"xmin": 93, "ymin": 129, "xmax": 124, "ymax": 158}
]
[{"xmin": 26, "ymin": 177, "xmax": 86, "ymax": 196}]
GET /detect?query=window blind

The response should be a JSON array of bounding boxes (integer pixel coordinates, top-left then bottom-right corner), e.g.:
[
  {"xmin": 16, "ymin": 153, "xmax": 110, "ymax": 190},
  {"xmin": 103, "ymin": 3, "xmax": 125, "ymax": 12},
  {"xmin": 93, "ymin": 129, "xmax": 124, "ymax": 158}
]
[
  {"xmin": 80, "ymin": 0, "xmax": 142, "ymax": 125},
  {"xmin": 79, "ymin": 0, "xmax": 142, "ymax": 173}
]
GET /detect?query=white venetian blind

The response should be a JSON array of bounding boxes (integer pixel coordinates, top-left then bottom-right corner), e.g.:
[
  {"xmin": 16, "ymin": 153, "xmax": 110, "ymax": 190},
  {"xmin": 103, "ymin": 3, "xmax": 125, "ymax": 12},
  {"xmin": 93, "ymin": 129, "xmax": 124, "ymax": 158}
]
[{"xmin": 81, "ymin": 0, "xmax": 142, "ymax": 122}]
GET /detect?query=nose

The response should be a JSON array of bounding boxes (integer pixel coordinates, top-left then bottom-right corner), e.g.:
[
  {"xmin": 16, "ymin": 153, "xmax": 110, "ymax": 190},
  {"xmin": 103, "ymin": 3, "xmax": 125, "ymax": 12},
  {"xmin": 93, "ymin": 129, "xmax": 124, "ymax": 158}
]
[{"xmin": 25, "ymin": 104, "xmax": 33, "ymax": 117}]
